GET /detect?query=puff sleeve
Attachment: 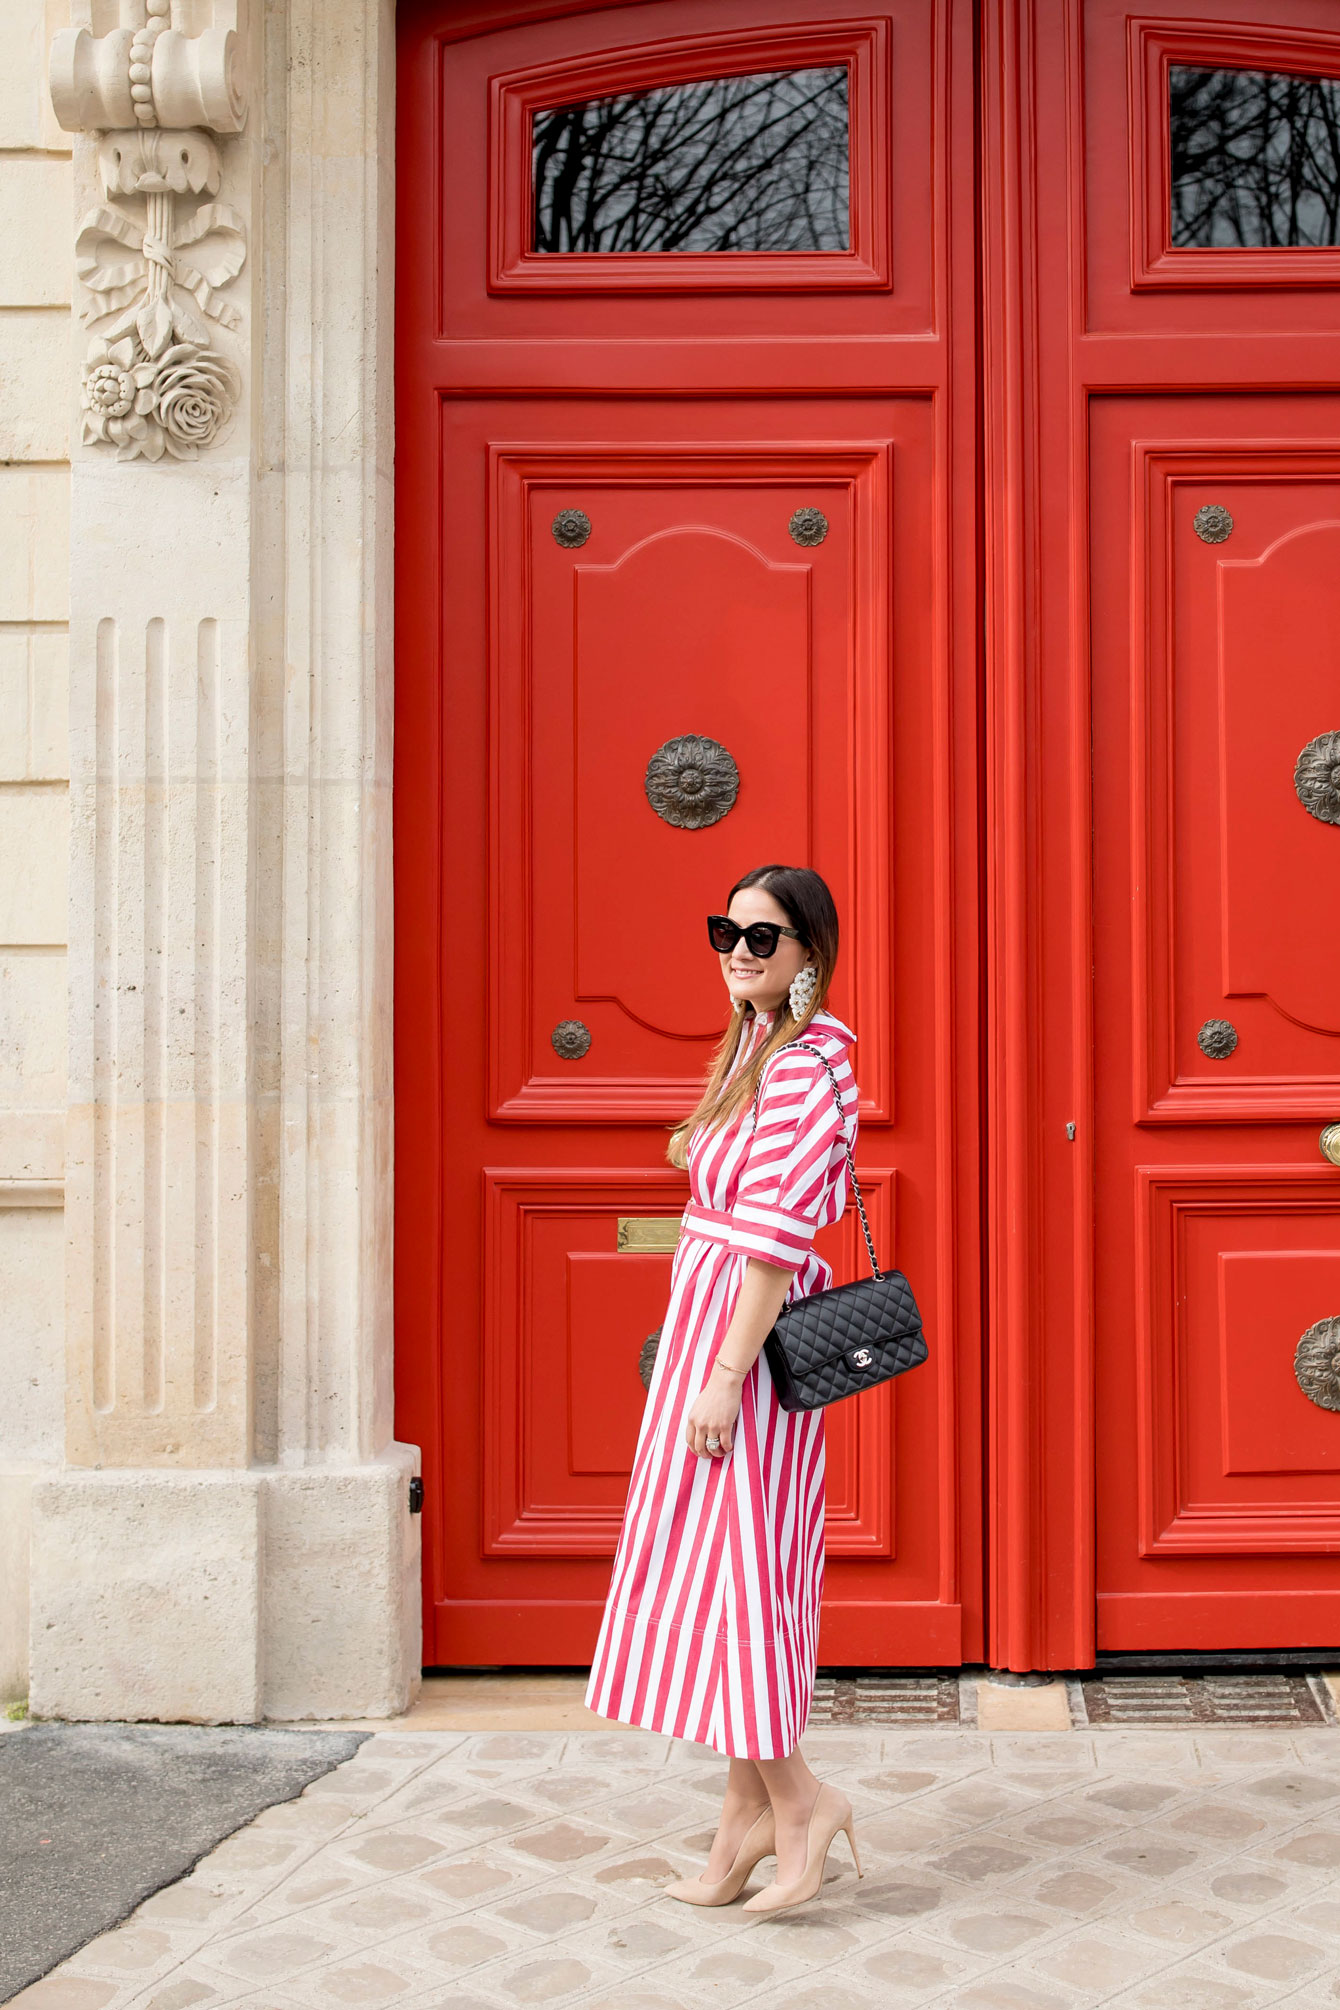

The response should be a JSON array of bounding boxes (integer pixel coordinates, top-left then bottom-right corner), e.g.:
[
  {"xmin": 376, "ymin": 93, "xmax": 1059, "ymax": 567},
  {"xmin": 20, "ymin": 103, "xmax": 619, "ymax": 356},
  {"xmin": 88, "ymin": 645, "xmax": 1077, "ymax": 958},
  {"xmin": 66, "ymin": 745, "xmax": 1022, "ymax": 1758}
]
[{"xmin": 727, "ymin": 1046, "xmax": 854, "ymax": 1270}]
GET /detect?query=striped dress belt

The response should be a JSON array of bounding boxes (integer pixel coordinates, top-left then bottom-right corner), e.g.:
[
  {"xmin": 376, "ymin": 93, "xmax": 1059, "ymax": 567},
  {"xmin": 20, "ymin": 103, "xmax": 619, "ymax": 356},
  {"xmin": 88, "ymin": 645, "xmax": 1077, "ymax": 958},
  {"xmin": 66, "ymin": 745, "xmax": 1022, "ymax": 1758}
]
[
  {"xmin": 679, "ymin": 1202, "xmax": 737, "ymax": 1248},
  {"xmin": 679, "ymin": 1199, "xmax": 815, "ymax": 1251}
]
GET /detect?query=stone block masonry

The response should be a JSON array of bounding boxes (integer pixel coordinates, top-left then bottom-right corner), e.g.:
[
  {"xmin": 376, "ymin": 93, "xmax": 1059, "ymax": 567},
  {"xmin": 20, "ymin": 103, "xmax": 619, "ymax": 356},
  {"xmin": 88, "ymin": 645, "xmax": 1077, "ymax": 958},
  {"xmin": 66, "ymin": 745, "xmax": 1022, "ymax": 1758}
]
[{"xmin": 0, "ymin": 0, "xmax": 417, "ymax": 1724}]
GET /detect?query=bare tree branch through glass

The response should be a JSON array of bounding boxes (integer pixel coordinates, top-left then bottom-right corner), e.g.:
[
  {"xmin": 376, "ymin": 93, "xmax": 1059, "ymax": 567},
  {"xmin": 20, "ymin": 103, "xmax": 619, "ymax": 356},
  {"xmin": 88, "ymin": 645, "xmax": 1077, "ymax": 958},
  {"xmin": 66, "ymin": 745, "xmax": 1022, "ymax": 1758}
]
[
  {"xmin": 532, "ymin": 67, "xmax": 850, "ymax": 254},
  {"xmin": 1170, "ymin": 64, "xmax": 1340, "ymax": 248}
]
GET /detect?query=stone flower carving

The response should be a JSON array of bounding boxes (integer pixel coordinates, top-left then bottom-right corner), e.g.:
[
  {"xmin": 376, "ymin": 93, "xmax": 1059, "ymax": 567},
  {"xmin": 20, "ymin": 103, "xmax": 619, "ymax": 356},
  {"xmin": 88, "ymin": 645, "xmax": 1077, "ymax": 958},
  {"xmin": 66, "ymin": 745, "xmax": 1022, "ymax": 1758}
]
[
  {"xmin": 153, "ymin": 342, "xmax": 238, "ymax": 456},
  {"xmin": 73, "ymin": 129, "xmax": 245, "ymax": 464},
  {"xmin": 81, "ymin": 333, "xmax": 239, "ymax": 462},
  {"xmin": 81, "ymin": 336, "xmax": 158, "ymax": 455}
]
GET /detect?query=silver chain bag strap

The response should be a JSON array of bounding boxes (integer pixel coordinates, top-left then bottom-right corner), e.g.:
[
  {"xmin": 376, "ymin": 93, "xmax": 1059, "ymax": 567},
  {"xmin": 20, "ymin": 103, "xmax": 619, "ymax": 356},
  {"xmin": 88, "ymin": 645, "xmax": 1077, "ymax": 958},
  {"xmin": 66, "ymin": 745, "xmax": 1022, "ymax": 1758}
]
[{"xmin": 751, "ymin": 1044, "xmax": 928, "ymax": 1412}]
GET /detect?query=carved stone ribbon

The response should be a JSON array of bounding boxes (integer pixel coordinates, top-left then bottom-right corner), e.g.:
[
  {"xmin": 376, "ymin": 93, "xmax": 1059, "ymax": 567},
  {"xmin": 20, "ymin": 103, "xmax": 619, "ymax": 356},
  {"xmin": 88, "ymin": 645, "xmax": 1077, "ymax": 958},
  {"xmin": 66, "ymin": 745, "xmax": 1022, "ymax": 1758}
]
[{"xmin": 75, "ymin": 130, "xmax": 244, "ymax": 462}]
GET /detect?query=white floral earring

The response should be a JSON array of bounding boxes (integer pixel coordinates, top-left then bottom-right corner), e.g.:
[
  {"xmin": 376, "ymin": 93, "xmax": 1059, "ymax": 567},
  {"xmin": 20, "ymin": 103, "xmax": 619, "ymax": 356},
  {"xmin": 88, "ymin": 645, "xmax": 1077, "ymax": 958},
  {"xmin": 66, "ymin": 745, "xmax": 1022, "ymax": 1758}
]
[{"xmin": 789, "ymin": 964, "xmax": 818, "ymax": 1019}]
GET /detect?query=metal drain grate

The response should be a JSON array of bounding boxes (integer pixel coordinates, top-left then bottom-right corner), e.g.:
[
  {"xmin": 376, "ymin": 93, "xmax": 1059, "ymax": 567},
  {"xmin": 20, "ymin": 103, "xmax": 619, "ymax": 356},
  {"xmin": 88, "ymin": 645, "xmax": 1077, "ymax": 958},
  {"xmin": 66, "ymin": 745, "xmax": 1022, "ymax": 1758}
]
[
  {"xmin": 1082, "ymin": 1673, "xmax": 1326, "ymax": 1726},
  {"xmin": 809, "ymin": 1675, "xmax": 960, "ymax": 1724}
]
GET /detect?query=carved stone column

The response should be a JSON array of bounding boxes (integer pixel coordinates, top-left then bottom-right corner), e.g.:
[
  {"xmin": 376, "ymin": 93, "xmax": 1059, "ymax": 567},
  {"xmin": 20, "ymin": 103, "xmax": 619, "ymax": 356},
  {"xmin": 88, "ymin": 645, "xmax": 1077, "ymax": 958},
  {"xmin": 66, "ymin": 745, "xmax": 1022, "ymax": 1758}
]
[{"xmin": 29, "ymin": 0, "xmax": 414, "ymax": 1724}]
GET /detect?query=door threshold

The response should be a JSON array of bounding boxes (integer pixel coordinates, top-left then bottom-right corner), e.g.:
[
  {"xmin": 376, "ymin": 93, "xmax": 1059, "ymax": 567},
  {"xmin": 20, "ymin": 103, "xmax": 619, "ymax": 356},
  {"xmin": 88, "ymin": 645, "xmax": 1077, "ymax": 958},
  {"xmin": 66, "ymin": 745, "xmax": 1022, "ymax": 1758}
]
[{"xmin": 1091, "ymin": 1650, "xmax": 1340, "ymax": 1673}]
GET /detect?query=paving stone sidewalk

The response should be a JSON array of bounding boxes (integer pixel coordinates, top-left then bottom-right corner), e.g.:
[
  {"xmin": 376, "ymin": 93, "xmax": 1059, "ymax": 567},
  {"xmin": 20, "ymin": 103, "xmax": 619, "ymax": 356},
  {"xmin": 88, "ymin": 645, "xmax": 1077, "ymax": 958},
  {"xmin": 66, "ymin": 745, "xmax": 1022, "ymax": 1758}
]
[
  {"xmin": 0, "ymin": 1724, "xmax": 366, "ymax": 2001},
  {"xmin": 10, "ymin": 1722, "xmax": 1340, "ymax": 2010}
]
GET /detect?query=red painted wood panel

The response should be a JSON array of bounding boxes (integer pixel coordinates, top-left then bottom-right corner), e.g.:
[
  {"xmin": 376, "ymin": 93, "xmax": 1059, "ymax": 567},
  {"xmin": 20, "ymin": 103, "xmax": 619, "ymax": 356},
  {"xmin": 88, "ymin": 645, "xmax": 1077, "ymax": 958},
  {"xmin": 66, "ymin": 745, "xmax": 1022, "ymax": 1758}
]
[
  {"xmin": 486, "ymin": 444, "xmax": 896, "ymax": 1124},
  {"xmin": 395, "ymin": 0, "xmax": 981, "ymax": 1669},
  {"xmin": 1093, "ymin": 405, "xmax": 1340, "ymax": 1648},
  {"xmin": 984, "ymin": 0, "xmax": 1340, "ymax": 1665}
]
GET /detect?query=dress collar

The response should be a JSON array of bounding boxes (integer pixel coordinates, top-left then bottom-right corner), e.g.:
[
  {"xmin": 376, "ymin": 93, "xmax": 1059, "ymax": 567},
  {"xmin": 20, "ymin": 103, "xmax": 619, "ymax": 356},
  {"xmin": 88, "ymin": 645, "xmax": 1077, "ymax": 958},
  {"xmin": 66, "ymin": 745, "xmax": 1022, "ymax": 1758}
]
[
  {"xmin": 743, "ymin": 1005, "xmax": 855, "ymax": 1050},
  {"xmin": 797, "ymin": 1008, "xmax": 857, "ymax": 1055}
]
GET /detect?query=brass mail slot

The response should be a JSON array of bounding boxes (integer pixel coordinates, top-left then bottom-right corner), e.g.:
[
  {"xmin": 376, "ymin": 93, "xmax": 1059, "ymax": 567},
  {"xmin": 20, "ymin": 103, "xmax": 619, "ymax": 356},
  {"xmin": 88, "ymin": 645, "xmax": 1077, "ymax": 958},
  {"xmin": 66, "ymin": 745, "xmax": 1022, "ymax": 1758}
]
[{"xmin": 617, "ymin": 1216, "xmax": 682, "ymax": 1253}]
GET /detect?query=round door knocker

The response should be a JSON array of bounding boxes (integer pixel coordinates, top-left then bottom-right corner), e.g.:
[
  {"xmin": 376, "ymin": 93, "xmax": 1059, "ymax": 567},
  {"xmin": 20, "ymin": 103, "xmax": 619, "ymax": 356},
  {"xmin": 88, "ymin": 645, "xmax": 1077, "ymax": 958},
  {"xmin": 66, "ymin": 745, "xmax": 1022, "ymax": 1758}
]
[
  {"xmin": 1197, "ymin": 1018, "xmax": 1238, "ymax": 1059},
  {"xmin": 551, "ymin": 1018, "xmax": 591, "ymax": 1059},
  {"xmin": 1294, "ymin": 730, "xmax": 1340, "ymax": 827},
  {"xmin": 1294, "ymin": 1317, "xmax": 1340, "ymax": 1413},
  {"xmin": 788, "ymin": 507, "xmax": 829, "ymax": 547},
  {"xmin": 1193, "ymin": 504, "xmax": 1234, "ymax": 544},
  {"xmin": 551, "ymin": 508, "xmax": 591, "ymax": 548},
  {"xmin": 638, "ymin": 1326, "xmax": 662, "ymax": 1390},
  {"xmin": 644, "ymin": 734, "xmax": 739, "ymax": 829}
]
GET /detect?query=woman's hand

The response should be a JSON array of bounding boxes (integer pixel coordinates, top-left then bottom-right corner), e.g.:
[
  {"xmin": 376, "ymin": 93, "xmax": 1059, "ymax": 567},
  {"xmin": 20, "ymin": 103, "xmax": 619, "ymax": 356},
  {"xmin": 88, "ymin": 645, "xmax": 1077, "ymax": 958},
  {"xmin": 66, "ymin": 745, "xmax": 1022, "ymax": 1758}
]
[
  {"xmin": 685, "ymin": 1366, "xmax": 744, "ymax": 1460},
  {"xmin": 683, "ymin": 1257, "xmax": 796, "ymax": 1460}
]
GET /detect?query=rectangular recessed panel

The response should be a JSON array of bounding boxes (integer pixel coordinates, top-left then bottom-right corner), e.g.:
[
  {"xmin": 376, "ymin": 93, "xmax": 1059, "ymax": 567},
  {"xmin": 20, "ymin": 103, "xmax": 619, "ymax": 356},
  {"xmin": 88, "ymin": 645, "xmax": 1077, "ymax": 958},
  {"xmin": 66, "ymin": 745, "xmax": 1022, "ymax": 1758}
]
[
  {"xmin": 567, "ymin": 1253, "xmax": 669, "ymax": 1476},
  {"xmin": 1119, "ymin": 443, "xmax": 1340, "ymax": 1119},
  {"xmin": 1218, "ymin": 500, "xmax": 1340, "ymax": 1042},
  {"xmin": 1221, "ymin": 1252, "xmax": 1340, "ymax": 1475},
  {"xmin": 482, "ymin": 1170, "xmax": 689, "ymax": 1555},
  {"xmin": 483, "ymin": 1169, "xmax": 903, "ymax": 1561},
  {"xmin": 1135, "ymin": 1169, "xmax": 1340, "ymax": 1555},
  {"xmin": 488, "ymin": 441, "xmax": 895, "ymax": 1123}
]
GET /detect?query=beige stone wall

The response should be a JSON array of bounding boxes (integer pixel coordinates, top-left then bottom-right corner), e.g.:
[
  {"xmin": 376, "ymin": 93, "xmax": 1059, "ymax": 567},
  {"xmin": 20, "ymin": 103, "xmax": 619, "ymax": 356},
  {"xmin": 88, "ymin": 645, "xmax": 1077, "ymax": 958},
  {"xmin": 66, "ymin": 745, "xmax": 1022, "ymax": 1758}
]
[
  {"xmin": 6, "ymin": 0, "xmax": 420, "ymax": 1726},
  {"xmin": 0, "ymin": 0, "xmax": 72, "ymax": 1704}
]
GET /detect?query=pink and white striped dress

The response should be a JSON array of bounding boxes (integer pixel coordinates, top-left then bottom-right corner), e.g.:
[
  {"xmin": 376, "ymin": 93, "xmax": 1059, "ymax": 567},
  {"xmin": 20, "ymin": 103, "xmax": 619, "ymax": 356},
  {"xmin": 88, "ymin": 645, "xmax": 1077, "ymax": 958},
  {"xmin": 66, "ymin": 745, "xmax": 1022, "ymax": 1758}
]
[{"xmin": 585, "ymin": 1006, "xmax": 858, "ymax": 1759}]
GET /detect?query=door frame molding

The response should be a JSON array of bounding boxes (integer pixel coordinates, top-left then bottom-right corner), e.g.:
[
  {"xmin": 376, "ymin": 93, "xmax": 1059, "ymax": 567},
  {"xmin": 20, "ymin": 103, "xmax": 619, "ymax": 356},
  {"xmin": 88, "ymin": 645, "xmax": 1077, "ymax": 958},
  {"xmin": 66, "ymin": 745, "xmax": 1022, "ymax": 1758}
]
[{"xmin": 979, "ymin": 0, "xmax": 1097, "ymax": 1670}]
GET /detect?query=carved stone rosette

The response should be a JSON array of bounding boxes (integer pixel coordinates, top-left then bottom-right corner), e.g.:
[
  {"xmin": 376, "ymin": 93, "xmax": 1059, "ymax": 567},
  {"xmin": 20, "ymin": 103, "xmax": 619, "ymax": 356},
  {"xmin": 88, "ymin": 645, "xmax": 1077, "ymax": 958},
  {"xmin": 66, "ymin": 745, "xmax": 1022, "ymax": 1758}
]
[{"xmin": 52, "ymin": 6, "xmax": 247, "ymax": 464}]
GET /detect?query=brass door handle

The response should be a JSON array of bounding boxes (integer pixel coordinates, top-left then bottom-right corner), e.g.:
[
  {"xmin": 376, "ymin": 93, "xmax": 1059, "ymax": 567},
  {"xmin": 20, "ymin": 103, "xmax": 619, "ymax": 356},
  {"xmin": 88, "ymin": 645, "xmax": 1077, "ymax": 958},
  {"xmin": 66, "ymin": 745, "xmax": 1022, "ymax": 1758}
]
[{"xmin": 1321, "ymin": 1126, "xmax": 1340, "ymax": 1169}]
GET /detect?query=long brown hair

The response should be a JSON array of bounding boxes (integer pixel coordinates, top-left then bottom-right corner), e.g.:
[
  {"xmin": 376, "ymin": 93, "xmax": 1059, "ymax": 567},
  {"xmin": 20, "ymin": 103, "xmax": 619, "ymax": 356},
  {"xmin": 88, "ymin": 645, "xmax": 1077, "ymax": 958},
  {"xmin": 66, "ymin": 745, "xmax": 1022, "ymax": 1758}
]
[{"xmin": 667, "ymin": 864, "xmax": 840, "ymax": 1169}]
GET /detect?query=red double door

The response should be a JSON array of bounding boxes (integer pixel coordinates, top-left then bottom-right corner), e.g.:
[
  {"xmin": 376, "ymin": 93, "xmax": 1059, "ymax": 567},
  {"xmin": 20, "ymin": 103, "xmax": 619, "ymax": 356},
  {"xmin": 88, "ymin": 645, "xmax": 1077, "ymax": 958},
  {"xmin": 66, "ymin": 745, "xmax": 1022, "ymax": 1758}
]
[{"xmin": 397, "ymin": 0, "xmax": 1340, "ymax": 1670}]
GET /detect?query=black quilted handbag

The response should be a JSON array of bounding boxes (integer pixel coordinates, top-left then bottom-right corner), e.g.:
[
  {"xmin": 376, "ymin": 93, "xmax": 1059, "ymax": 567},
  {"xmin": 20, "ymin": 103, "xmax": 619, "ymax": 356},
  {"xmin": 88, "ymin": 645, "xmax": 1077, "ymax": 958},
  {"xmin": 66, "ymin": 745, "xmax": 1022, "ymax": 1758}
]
[{"xmin": 756, "ymin": 1046, "xmax": 927, "ymax": 1412}]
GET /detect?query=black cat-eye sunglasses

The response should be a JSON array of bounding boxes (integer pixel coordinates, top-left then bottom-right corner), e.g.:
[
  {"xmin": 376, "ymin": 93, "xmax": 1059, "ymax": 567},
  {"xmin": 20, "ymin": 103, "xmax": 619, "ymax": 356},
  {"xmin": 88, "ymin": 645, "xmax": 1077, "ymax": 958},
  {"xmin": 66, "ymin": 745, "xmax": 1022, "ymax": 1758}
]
[{"xmin": 707, "ymin": 914, "xmax": 807, "ymax": 959}]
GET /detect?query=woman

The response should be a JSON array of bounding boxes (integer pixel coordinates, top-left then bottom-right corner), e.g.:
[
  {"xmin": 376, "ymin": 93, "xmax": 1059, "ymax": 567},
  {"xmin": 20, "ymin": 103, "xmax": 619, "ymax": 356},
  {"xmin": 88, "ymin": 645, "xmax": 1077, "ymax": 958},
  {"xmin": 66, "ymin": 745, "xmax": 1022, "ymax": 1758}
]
[{"xmin": 585, "ymin": 863, "xmax": 863, "ymax": 1913}]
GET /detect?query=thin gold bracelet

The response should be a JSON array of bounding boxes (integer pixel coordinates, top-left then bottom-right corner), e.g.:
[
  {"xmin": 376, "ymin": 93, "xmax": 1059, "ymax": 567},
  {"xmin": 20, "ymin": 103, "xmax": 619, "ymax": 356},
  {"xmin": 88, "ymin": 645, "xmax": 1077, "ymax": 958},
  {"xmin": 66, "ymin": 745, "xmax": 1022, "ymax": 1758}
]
[{"xmin": 713, "ymin": 1356, "xmax": 750, "ymax": 1377}]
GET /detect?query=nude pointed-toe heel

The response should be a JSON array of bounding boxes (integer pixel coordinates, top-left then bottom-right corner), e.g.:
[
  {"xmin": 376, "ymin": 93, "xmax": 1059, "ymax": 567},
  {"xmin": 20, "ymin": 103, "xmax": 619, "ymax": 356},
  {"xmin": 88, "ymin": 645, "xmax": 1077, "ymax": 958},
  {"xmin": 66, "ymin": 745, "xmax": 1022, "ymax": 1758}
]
[
  {"xmin": 664, "ymin": 1805, "xmax": 777, "ymax": 1906},
  {"xmin": 740, "ymin": 1784, "xmax": 862, "ymax": 1914}
]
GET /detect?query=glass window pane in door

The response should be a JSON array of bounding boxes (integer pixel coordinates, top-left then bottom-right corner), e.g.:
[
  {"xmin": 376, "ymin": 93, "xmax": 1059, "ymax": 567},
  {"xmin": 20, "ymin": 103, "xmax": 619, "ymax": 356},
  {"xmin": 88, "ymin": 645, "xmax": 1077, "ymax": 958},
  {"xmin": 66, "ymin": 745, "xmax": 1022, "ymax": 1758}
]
[
  {"xmin": 532, "ymin": 66, "xmax": 850, "ymax": 253},
  {"xmin": 1170, "ymin": 63, "xmax": 1340, "ymax": 247}
]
